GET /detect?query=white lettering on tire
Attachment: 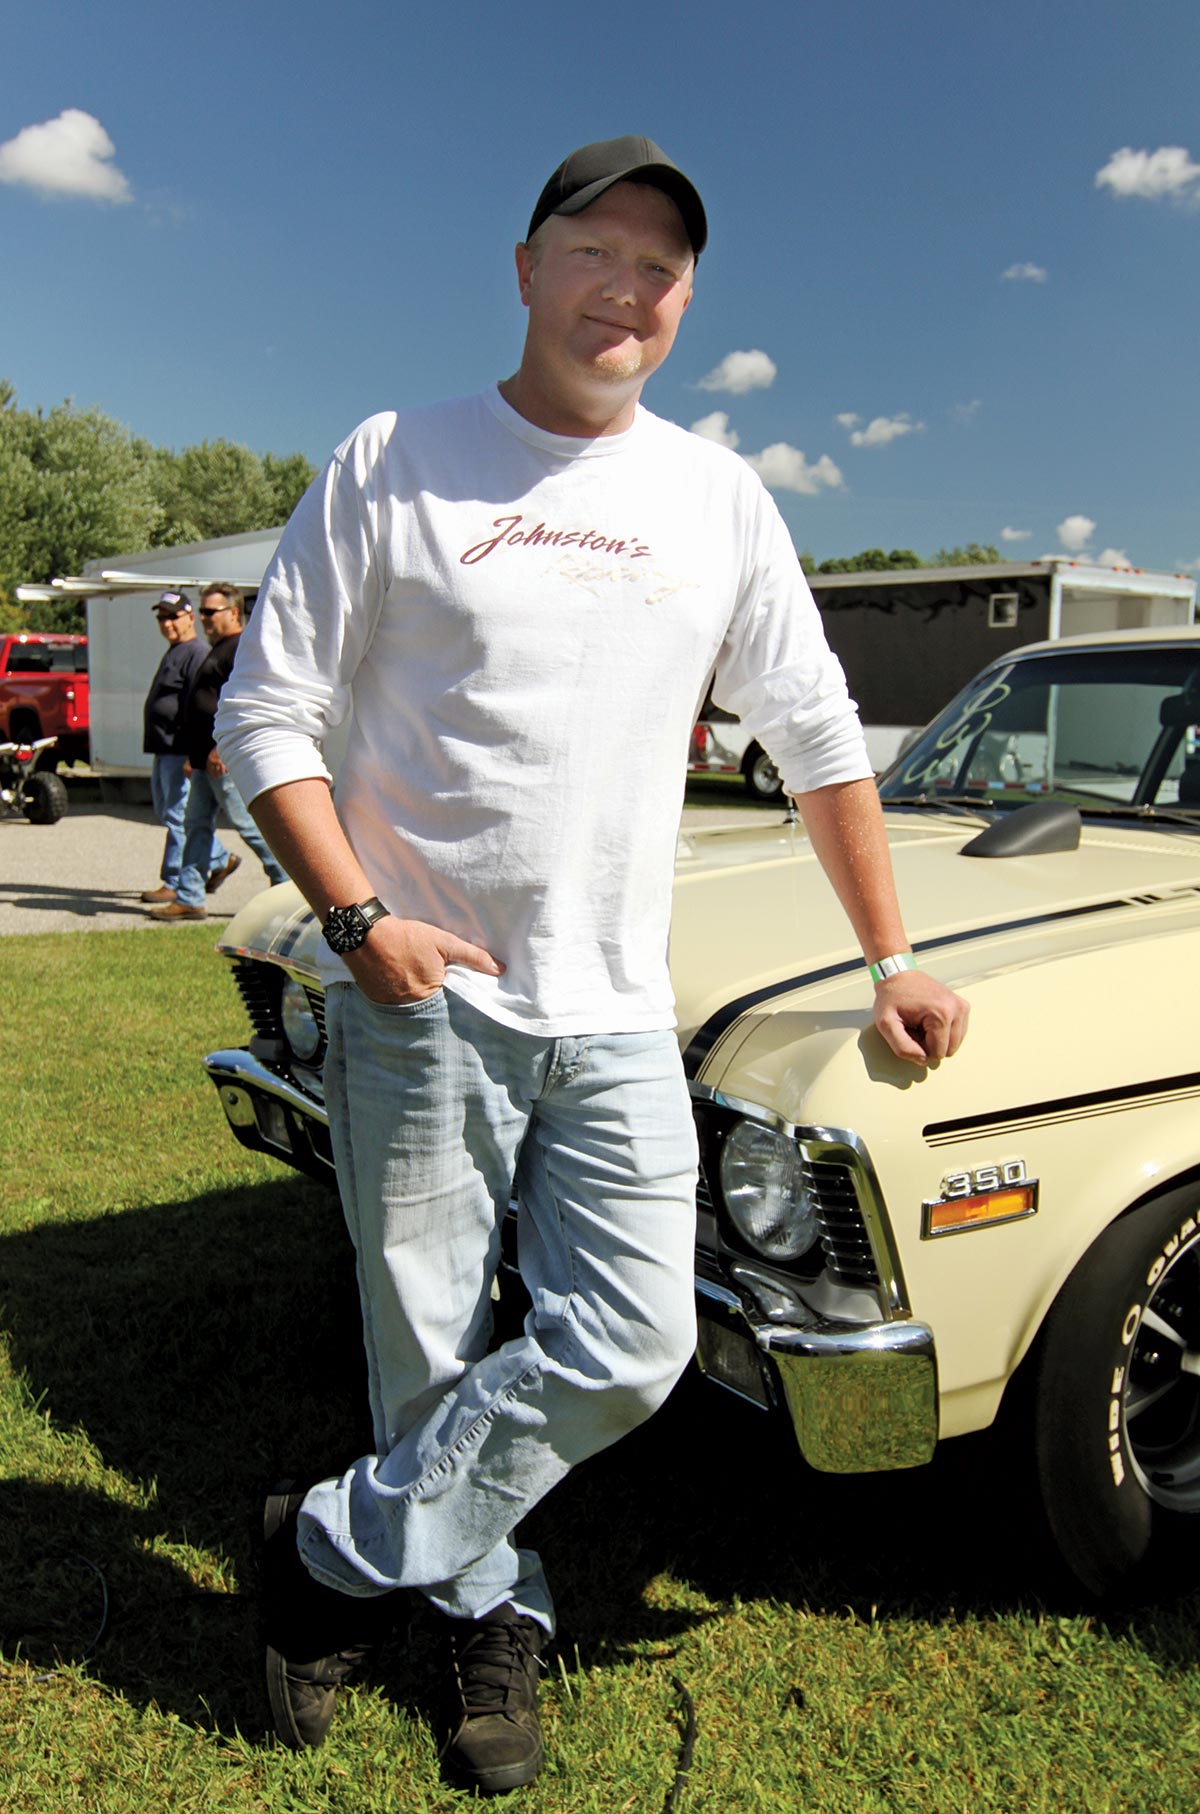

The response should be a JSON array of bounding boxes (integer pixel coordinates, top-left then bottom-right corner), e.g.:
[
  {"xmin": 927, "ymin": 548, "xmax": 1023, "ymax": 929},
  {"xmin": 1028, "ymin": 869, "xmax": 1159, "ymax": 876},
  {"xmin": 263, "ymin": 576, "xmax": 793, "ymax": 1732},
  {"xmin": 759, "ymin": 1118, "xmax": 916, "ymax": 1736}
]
[{"xmin": 1109, "ymin": 1211, "xmax": 1200, "ymax": 1493}]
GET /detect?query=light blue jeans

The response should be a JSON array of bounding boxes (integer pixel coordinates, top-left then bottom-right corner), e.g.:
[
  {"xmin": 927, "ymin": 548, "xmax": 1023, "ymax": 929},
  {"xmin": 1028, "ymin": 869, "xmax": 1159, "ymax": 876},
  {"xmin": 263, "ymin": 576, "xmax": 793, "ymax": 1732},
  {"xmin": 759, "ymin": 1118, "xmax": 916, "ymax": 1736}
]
[
  {"xmin": 297, "ymin": 983, "xmax": 699, "ymax": 1634},
  {"xmin": 175, "ymin": 767, "xmax": 287, "ymax": 907},
  {"xmin": 150, "ymin": 753, "xmax": 229, "ymax": 889}
]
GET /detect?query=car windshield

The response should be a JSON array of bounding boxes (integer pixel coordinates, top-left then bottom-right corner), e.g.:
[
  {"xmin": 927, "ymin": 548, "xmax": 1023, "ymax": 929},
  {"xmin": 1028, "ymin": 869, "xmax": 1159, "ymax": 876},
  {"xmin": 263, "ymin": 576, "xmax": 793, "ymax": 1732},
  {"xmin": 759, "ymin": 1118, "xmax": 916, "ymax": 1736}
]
[{"xmin": 879, "ymin": 645, "xmax": 1200, "ymax": 816}]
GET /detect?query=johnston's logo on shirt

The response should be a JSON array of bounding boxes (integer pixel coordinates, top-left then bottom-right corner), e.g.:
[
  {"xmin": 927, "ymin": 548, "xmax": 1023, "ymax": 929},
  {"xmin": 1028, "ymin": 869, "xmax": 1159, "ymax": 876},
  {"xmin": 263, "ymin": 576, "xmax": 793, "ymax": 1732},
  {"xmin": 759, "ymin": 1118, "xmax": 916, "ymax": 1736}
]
[{"xmin": 460, "ymin": 513, "xmax": 652, "ymax": 566}]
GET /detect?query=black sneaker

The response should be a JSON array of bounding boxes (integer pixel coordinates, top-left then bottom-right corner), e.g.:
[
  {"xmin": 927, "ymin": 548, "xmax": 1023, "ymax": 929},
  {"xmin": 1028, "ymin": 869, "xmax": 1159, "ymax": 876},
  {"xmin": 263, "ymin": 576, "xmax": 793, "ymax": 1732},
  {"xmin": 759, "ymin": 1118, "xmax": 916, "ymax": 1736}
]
[
  {"xmin": 261, "ymin": 1480, "xmax": 396, "ymax": 1750},
  {"xmin": 442, "ymin": 1603, "xmax": 546, "ymax": 1794}
]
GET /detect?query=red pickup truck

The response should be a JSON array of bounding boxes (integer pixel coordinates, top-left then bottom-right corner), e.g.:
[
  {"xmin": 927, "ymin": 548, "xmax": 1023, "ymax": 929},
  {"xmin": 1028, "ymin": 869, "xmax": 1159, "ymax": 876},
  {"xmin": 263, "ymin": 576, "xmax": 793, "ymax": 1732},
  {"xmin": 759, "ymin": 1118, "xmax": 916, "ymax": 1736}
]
[{"xmin": 0, "ymin": 634, "xmax": 90, "ymax": 765}]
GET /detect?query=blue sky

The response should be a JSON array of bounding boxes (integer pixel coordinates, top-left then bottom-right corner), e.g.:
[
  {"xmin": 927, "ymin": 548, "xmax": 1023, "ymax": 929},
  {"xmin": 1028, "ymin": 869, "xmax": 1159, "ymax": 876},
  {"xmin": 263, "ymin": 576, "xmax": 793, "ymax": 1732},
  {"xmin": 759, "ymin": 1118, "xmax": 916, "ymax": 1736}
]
[{"xmin": 3, "ymin": 0, "xmax": 1198, "ymax": 574}]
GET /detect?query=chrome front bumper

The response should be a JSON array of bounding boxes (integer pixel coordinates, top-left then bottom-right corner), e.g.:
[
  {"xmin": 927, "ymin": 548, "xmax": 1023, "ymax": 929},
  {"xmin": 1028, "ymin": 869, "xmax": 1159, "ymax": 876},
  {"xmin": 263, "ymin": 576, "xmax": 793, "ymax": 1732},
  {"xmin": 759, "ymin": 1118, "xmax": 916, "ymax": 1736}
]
[
  {"xmin": 204, "ymin": 1047, "xmax": 334, "ymax": 1181},
  {"xmin": 206, "ymin": 1045, "xmax": 938, "ymax": 1474},
  {"xmin": 695, "ymin": 1278, "xmax": 938, "ymax": 1474}
]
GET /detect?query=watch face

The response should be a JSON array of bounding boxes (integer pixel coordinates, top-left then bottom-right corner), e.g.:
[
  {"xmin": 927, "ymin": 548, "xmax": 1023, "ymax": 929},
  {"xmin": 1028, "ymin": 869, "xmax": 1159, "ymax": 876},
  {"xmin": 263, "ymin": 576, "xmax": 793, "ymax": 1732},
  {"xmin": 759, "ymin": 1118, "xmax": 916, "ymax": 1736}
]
[
  {"xmin": 324, "ymin": 898, "xmax": 386, "ymax": 955},
  {"xmin": 324, "ymin": 905, "xmax": 365, "ymax": 955}
]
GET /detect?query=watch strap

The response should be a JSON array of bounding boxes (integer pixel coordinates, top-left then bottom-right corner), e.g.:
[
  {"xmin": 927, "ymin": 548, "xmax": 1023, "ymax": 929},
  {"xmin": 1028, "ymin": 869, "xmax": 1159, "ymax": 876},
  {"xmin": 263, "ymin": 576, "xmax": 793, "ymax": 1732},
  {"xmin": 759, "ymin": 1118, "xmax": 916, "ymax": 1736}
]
[{"xmin": 352, "ymin": 896, "xmax": 388, "ymax": 930}]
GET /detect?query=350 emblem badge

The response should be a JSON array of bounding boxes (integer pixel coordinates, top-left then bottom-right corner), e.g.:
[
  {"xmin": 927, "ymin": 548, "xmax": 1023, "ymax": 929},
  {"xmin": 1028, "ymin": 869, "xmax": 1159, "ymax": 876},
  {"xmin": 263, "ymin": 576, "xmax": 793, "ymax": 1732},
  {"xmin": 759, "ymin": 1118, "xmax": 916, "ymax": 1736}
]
[{"xmin": 922, "ymin": 1159, "xmax": 1039, "ymax": 1238}]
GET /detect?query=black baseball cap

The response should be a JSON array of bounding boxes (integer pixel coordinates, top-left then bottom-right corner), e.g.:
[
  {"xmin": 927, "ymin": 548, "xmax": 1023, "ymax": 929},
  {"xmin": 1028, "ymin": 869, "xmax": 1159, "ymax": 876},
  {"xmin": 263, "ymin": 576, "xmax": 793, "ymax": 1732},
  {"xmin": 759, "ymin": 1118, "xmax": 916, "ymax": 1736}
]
[
  {"xmin": 526, "ymin": 135, "xmax": 707, "ymax": 257},
  {"xmin": 154, "ymin": 589, "xmax": 191, "ymax": 617}
]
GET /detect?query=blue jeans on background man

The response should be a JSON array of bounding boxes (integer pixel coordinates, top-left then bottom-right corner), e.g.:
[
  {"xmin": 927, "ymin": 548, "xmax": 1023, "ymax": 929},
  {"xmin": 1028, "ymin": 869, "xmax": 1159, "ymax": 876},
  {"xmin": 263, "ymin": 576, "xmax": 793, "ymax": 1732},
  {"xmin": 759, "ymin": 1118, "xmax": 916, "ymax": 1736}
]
[
  {"xmin": 175, "ymin": 766, "xmax": 288, "ymax": 908},
  {"xmin": 150, "ymin": 753, "xmax": 230, "ymax": 889},
  {"xmin": 296, "ymin": 983, "xmax": 699, "ymax": 1635}
]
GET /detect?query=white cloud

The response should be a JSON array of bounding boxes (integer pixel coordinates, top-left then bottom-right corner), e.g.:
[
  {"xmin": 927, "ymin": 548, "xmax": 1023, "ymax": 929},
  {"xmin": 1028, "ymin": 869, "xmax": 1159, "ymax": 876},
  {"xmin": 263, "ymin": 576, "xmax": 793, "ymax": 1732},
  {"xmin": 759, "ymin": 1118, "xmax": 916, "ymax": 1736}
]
[
  {"xmin": 696, "ymin": 349, "xmax": 778, "ymax": 395},
  {"xmin": 1098, "ymin": 547, "xmax": 1131, "ymax": 568},
  {"xmin": 835, "ymin": 411, "xmax": 860, "ymax": 430},
  {"xmin": 743, "ymin": 444, "xmax": 844, "ymax": 495},
  {"xmin": 1002, "ymin": 262, "xmax": 1048, "ymax": 283},
  {"xmin": 0, "ymin": 109, "xmax": 131, "ymax": 202},
  {"xmin": 689, "ymin": 411, "xmax": 740, "ymax": 449},
  {"xmin": 952, "ymin": 400, "xmax": 983, "ymax": 425},
  {"xmin": 1178, "ymin": 557, "xmax": 1200, "ymax": 573},
  {"xmin": 1057, "ymin": 514, "xmax": 1096, "ymax": 553},
  {"xmin": 848, "ymin": 413, "xmax": 923, "ymax": 449},
  {"xmin": 1095, "ymin": 145, "xmax": 1200, "ymax": 202},
  {"xmin": 1001, "ymin": 526, "xmax": 1032, "ymax": 543}
]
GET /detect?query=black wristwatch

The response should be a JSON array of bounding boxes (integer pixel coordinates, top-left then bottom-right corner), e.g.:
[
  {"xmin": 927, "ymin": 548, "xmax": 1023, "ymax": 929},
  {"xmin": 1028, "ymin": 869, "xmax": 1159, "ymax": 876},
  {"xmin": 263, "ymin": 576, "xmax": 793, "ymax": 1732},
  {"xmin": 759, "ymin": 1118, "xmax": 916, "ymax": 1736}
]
[{"xmin": 322, "ymin": 896, "xmax": 391, "ymax": 955}]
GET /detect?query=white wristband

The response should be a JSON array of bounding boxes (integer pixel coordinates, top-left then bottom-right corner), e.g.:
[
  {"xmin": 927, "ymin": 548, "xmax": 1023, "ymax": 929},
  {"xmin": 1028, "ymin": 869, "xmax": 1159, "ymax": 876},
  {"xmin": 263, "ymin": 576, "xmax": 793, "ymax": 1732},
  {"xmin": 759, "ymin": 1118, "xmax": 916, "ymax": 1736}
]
[{"xmin": 868, "ymin": 951, "xmax": 918, "ymax": 984}]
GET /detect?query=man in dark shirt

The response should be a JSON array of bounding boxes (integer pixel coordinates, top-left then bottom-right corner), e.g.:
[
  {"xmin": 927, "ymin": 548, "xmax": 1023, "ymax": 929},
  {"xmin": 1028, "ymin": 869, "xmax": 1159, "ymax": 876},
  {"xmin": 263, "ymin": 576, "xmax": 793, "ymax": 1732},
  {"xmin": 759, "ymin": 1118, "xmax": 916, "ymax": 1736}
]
[
  {"xmin": 140, "ymin": 590, "xmax": 239, "ymax": 904},
  {"xmin": 146, "ymin": 583, "xmax": 287, "ymax": 921}
]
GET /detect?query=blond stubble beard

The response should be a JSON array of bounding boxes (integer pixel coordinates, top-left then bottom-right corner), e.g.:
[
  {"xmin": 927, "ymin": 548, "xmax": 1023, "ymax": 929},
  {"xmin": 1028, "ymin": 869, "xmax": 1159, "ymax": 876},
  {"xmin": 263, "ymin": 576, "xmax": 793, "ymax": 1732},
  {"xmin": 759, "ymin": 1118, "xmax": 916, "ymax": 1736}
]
[{"xmin": 585, "ymin": 346, "xmax": 648, "ymax": 385}]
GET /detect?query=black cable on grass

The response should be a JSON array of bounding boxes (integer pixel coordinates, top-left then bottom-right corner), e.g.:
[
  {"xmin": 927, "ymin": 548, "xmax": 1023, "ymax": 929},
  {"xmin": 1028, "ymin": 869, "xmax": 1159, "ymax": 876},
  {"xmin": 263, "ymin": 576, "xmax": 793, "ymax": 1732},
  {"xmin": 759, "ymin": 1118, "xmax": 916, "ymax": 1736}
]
[{"xmin": 662, "ymin": 1674, "xmax": 696, "ymax": 1811}]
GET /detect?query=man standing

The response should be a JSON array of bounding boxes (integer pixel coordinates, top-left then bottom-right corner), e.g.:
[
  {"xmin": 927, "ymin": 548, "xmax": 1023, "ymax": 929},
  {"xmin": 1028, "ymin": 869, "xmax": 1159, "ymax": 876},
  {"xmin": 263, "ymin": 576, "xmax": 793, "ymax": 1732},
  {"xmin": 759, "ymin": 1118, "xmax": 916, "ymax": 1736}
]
[
  {"xmin": 140, "ymin": 589, "xmax": 238, "ymax": 905},
  {"xmin": 217, "ymin": 136, "xmax": 968, "ymax": 1793},
  {"xmin": 147, "ymin": 583, "xmax": 286, "ymax": 921}
]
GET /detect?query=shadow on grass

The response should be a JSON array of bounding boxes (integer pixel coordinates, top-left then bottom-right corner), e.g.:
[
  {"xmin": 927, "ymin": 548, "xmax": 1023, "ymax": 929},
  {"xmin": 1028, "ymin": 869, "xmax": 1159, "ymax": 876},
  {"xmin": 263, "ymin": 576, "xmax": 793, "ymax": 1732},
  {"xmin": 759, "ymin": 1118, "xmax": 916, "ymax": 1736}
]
[
  {"xmin": 0, "ymin": 1177, "xmax": 370, "ymax": 1734},
  {"xmin": 2, "ymin": 1177, "xmax": 1199, "ymax": 1739}
]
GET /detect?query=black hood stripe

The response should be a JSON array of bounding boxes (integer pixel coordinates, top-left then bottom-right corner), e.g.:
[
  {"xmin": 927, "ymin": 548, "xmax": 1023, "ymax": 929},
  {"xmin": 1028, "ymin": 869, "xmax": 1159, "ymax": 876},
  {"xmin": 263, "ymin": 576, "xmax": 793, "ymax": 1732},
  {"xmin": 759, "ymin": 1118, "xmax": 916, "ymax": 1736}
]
[{"xmin": 681, "ymin": 896, "xmax": 1129, "ymax": 1080}]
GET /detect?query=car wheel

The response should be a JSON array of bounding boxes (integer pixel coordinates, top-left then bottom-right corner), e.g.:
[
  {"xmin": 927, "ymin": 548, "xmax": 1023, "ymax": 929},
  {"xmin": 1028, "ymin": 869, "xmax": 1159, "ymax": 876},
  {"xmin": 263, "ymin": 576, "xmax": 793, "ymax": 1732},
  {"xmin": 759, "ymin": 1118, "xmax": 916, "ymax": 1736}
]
[
  {"xmin": 22, "ymin": 770, "xmax": 68, "ymax": 825},
  {"xmin": 743, "ymin": 744, "xmax": 784, "ymax": 803},
  {"xmin": 1034, "ymin": 1184, "xmax": 1200, "ymax": 1598}
]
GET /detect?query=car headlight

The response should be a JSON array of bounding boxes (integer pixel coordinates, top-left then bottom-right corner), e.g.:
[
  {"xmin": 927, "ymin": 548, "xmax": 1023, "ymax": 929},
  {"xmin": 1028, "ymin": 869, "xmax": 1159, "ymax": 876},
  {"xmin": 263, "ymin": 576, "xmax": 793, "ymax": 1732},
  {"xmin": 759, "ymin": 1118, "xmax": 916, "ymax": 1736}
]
[
  {"xmin": 280, "ymin": 978, "xmax": 322, "ymax": 1061},
  {"xmin": 718, "ymin": 1119, "xmax": 820, "ymax": 1261}
]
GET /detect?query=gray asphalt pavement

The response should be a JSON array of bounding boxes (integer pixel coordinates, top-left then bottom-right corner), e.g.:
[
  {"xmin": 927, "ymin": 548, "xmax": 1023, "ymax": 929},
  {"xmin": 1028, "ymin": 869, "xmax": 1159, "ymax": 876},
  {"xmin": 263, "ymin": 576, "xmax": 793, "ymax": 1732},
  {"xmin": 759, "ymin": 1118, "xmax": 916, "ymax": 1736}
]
[
  {"xmin": 0, "ymin": 780, "xmax": 769, "ymax": 937},
  {"xmin": 0, "ymin": 791, "xmax": 275, "ymax": 936}
]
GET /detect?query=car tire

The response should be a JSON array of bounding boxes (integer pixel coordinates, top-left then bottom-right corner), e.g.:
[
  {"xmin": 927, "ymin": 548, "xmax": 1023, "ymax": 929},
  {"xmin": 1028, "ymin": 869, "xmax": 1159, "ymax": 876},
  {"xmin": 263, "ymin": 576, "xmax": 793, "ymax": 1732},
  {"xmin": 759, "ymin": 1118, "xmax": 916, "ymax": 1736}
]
[
  {"xmin": 1034, "ymin": 1184, "xmax": 1200, "ymax": 1599},
  {"xmin": 22, "ymin": 770, "xmax": 68, "ymax": 825},
  {"xmin": 742, "ymin": 743, "xmax": 785, "ymax": 803}
]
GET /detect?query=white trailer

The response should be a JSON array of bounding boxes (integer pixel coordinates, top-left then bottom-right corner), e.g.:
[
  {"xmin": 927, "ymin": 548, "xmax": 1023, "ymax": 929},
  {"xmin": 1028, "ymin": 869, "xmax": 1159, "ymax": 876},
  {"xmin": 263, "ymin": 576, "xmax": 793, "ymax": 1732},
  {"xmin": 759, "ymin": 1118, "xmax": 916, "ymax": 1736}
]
[
  {"xmin": 20, "ymin": 527, "xmax": 282, "ymax": 780},
  {"xmin": 692, "ymin": 558, "xmax": 1197, "ymax": 789}
]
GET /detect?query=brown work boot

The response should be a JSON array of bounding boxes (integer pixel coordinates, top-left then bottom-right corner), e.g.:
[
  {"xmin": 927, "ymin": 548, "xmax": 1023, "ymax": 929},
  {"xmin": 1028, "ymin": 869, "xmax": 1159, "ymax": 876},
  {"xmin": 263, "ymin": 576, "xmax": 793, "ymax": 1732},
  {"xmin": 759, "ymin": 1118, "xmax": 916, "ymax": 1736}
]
[
  {"xmin": 261, "ymin": 1482, "xmax": 398, "ymax": 1750},
  {"xmin": 147, "ymin": 900, "xmax": 206, "ymax": 920},
  {"xmin": 206, "ymin": 852, "xmax": 242, "ymax": 894},
  {"xmin": 140, "ymin": 884, "xmax": 177, "ymax": 903},
  {"xmin": 442, "ymin": 1604, "xmax": 545, "ymax": 1794}
]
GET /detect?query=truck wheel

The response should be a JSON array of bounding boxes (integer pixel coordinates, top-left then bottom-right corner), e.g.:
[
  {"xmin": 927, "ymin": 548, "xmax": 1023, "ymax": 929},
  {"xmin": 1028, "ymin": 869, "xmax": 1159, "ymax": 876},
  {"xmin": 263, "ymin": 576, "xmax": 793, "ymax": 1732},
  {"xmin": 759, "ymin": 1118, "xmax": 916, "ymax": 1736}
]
[
  {"xmin": 9, "ymin": 709, "xmax": 40, "ymax": 744},
  {"xmin": 1034, "ymin": 1185, "xmax": 1200, "ymax": 1598},
  {"xmin": 743, "ymin": 744, "xmax": 784, "ymax": 803},
  {"xmin": 22, "ymin": 771, "xmax": 68, "ymax": 825}
]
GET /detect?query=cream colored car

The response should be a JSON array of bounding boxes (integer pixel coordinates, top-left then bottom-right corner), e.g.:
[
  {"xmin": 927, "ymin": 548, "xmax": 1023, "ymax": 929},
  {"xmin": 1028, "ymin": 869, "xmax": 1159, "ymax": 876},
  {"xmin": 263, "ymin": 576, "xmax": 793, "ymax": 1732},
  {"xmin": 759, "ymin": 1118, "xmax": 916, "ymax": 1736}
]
[{"xmin": 205, "ymin": 626, "xmax": 1200, "ymax": 1599}]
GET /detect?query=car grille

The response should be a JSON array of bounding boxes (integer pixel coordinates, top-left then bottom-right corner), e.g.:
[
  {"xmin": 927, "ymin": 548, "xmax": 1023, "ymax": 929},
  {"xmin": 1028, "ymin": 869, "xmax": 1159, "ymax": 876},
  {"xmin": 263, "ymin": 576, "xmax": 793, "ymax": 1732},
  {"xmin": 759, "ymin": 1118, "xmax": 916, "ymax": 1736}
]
[
  {"xmin": 805, "ymin": 1159, "xmax": 879, "ymax": 1288},
  {"xmin": 232, "ymin": 960, "xmax": 280, "ymax": 1039},
  {"xmin": 232, "ymin": 960, "xmax": 326, "ymax": 1056},
  {"xmin": 695, "ymin": 1138, "xmax": 880, "ymax": 1291}
]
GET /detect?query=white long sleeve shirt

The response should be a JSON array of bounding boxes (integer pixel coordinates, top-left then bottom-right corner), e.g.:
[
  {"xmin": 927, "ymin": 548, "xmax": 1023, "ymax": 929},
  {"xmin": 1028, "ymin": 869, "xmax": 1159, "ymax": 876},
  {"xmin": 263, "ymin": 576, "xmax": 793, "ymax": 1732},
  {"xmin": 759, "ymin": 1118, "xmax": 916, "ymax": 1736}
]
[{"xmin": 216, "ymin": 387, "xmax": 872, "ymax": 1033}]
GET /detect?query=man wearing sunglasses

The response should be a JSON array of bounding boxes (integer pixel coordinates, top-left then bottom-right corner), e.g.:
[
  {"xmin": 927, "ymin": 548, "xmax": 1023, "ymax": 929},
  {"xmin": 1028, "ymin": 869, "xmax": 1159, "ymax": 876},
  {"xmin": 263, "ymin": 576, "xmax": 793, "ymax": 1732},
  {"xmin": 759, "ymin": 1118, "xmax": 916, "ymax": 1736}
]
[
  {"xmin": 140, "ymin": 589, "xmax": 237, "ymax": 905},
  {"xmin": 147, "ymin": 582, "xmax": 286, "ymax": 920}
]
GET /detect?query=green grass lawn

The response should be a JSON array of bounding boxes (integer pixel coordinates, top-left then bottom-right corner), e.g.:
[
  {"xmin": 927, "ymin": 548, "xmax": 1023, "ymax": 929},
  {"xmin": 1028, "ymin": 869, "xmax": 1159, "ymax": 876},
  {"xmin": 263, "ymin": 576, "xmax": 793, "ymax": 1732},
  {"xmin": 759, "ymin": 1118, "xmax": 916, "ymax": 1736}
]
[
  {"xmin": 684, "ymin": 772, "xmax": 778, "ymax": 811},
  {"xmin": 3, "ymin": 928, "xmax": 1199, "ymax": 1811}
]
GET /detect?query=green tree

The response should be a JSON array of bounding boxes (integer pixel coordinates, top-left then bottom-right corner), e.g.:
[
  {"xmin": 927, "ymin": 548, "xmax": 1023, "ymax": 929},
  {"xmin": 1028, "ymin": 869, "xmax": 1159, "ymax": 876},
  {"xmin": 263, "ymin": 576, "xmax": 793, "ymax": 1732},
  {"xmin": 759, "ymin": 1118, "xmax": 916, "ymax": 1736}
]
[
  {"xmin": 0, "ymin": 581, "xmax": 24, "ymax": 635},
  {"xmin": 816, "ymin": 547, "xmax": 924, "ymax": 574},
  {"xmin": 929, "ymin": 542, "xmax": 1003, "ymax": 567},
  {"xmin": 149, "ymin": 440, "xmax": 279, "ymax": 545},
  {"xmin": 262, "ymin": 450, "xmax": 317, "ymax": 524},
  {"xmin": 0, "ymin": 389, "xmax": 162, "ymax": 630},
  {"xmin": 0, "ymin": 382, "xmax": 318, "ymax": 631},
  {"xmin": 147, "ymin": 440, "xmax": 316, "ymax": 546}
]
